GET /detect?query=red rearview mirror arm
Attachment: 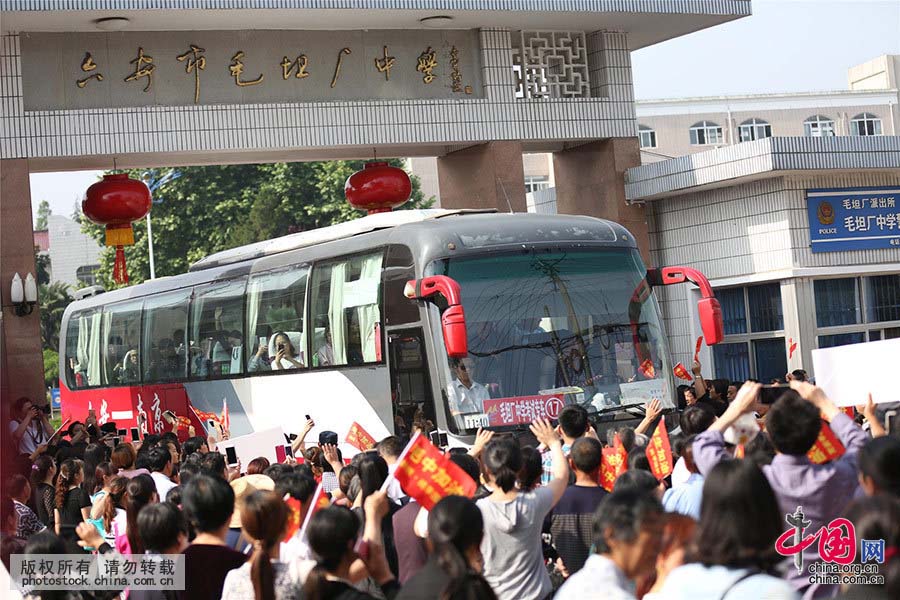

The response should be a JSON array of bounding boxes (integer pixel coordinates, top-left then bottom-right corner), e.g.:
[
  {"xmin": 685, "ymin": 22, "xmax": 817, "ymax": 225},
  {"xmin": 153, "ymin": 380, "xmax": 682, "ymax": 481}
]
[
  {"xmin": 647, "ymin": 266, "xmax": 724, "ymax": 345},
  {"xmin": 404, "ymin": 276, "xmax": 468, "ymax": 358}
]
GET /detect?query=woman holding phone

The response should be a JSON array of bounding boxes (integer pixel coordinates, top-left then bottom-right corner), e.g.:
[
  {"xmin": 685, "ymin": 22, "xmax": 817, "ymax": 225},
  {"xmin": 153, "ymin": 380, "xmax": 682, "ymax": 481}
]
[{"xmin": 270, "ymin": 332, "xmax": 303, "ymax": 370}]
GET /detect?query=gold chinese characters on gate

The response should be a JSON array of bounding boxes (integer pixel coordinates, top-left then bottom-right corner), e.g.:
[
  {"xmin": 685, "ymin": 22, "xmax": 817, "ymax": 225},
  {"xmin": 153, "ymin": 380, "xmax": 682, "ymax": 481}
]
[{"xmin": 81, "ymin": 44, "xmax": 475, "ymax": 102}]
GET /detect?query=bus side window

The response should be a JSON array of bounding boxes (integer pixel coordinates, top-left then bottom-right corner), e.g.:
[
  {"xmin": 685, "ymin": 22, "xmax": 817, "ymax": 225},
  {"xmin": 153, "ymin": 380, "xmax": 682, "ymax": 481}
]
[
  {"xmin": 190, "ymin": 278, "xmax": 247, "ymax": 379},
  {"xmin": 102, "ymin": 300, "xmax": 143, "ymax": 386},
  {"xmin": 383, "ymin": 245, "xmax": 419, "ymax": 326},
  {"xmin": 310, "ymin": 251, "xmax": 384, "ymax": 367},
  {"xmin": 142, "ymin": 291, "xmax": 190, "ymax": 383},
  {"xmin": 65, "ymin": 309, "xmax": 102, "ymax": 388},
  {"xmin": 245, "ymin": 267, "xmax": 309, "ymax": 373}
]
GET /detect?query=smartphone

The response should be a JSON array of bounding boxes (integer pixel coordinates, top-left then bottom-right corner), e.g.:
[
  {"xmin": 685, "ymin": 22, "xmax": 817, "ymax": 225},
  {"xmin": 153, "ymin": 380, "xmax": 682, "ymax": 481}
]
[
  {"xmin": 759, "ymin": 384, "xmax": 790, "ymax": 405},
  {"xmin": 225, "ymin": 446, "xmax": 238, "ymax": 466},
  {"xmin": 285, "ymin": 445, "xmax": 294, "ymax": 459},
  {"xmin": 130, "ymin": 427, "xmax": 140, "ymax": 441},
  {"xmin": 87, "ymin": 424, "xmax": 99, "ymax": 437},
  {"xmin": 305, "ymin": 414, "xmax": 311, "ymax": 421},
  {"xmin": 111, "ymin": 436, "xmax": 120, "ymax": 447},
  {"xmin": 117, "ymin": 428, "xmax": 127, "ymax": 437},
  {"xmin": 206, "ymin": 419, "xmax": 219, "ymax": 435},
  {"xmin": 430, "ymin": 430, "xmax": 449, "ymax": 448},
  {"xmin": 259, "ymin": 336, "xmax": 267, "ymax": 347},
  {"xmin": 886, "ymin": 410, "xmax": 897, "ymax": 435}
]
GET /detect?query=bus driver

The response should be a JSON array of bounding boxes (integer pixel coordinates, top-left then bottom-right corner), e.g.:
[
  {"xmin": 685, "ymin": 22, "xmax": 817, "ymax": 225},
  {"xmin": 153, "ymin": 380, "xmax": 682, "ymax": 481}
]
[{"xmin": 446, "ymin": 357, "xmax": 490, "ymax": 417}]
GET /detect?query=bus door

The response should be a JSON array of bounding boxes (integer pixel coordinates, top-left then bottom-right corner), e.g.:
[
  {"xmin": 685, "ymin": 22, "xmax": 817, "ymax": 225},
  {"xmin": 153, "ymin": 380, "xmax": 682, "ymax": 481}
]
[{"xmin": 387, "ymin": 329, "xmax": 437, "ymax": 440}]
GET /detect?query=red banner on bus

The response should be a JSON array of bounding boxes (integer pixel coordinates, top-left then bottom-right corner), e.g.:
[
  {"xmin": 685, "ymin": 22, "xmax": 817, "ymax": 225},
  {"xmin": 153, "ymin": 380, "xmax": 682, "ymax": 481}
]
[{"xmin": 483, "ymin": 395, "xmax": 566, "ymax": 427}]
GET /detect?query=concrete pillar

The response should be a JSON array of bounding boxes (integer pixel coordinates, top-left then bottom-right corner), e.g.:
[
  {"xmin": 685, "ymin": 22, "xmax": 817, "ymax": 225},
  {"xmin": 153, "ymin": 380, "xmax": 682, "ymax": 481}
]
[
  {"xmin": 552, "ymin": 138, "xmax": 651, "ymax": 263},
  {"xmin": 1, "ymin": 159, "xmax": 45, "ymax": 407},
  {"xmin": 436, "ymin": 141, "xmax": 527, "ymax": 213}
]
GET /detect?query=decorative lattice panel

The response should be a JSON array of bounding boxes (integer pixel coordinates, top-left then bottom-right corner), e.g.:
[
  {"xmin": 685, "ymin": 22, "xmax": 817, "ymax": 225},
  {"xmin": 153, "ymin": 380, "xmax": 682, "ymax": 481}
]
[{"xmin": 512, "ymin": 31, "xmax": 590, "ymax": 99}]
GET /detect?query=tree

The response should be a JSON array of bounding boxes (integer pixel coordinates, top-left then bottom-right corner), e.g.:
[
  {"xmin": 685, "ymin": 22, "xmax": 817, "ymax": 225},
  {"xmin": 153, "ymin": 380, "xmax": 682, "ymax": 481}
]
[
  {"xmin": 39, "ymin": 281, "xmax": 71, "ymax": 354},
  {"xmin": 43, "ymin": 349, "xmax": 59, "ymax": 390},
  {"xmin": 35, "ymin": 199, "xmax": 51, "ymax": 230},
  {"xmin": 35, "ymin": 250, "xmax": 51, "ymax": 286},
  {"xmin": 82, "ymin": 160, "xmax": 433, "ymax": 288}
]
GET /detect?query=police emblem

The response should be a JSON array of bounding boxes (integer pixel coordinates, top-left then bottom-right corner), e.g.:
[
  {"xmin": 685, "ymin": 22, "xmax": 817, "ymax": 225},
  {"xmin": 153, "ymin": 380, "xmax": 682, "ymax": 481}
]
[{"xmin": 817, "ymin": 201, "xmax": 835, "ymax": 225}]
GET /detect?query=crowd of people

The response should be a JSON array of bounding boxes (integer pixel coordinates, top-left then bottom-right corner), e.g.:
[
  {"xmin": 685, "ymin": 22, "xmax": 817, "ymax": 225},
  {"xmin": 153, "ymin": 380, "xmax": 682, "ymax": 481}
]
[{"xmin": 2, "ymin": 361, "xmax": 900, "ymax": 600}]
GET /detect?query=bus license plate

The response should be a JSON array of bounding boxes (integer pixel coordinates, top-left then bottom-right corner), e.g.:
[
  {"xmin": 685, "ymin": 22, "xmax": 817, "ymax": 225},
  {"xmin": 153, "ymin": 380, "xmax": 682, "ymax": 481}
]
[{"xmin": 463, "ymin": 413, "xmax": 490, "ymax": 429}]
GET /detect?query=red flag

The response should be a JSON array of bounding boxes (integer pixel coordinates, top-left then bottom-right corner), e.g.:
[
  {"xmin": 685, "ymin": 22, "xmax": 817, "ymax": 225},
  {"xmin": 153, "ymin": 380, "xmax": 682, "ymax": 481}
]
[
  {"xmin": 639, "ymin": 359, "xmax": 655, "ymax": 379},
  {"xmin": 841, "ymin": 407, "xmax": 855, "ymax": 419},
  {"xmin": 599, "ymin": 434, "xmax": 628, "ymax": 492},
  {"xmin": 788, "ymin": 338, "xmax": 798, "ymax": 360},
  {"xmin": 221, "ymin": 398, "xmax": 230, "ymax": 433},
  {"xmin": 645, "ymin": 419, "xmax": 673, "ymax": 480},
  {"xmin": 189, "ymin": 403, "xmax": 222, "ymax": 429},
  {"xmin": 391, "ymin": 433, "xmax": 477, "ymax": 510},
  {"xmin": 694, "ymin": 336, "xmax": 704, "ymax": 362},
  {"xmin": 806, "ymin": 420, "xmax": 846, "ymax": 465},
  {"xmin": 345, "ymin": 421, "xmax": 377, "ymax": 452},
  {"xmin": 283, "ymin": 497, "xmax": 303, "ymax": 542},
  {"xmin": 298, "ymin": 482, "xmax": 331, "ymax": 540},
  {"xmin": 673, "ymin": 362, "xmax": 692, "ymax": 381}
]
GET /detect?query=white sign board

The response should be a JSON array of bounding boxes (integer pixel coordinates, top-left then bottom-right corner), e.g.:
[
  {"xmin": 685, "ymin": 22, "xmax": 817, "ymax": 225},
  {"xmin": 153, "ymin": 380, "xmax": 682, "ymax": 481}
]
[
  {"xmin": 216, "ymin": 426, "xmax": 286, "ymax": 466},
  {"xmin": 619, "ymin": 378, "xmax": 671, "ymax": 408},
  {"xmin": 812, "ymin": 338, "xmax": 900, "ymax": 407}
]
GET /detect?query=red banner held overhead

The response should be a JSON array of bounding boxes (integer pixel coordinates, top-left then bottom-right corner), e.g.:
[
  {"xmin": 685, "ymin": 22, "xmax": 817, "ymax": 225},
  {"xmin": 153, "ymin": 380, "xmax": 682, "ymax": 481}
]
[
  {"xmin": 599, "ymin": 434, "xmax": 628, "ymax": 492},
  {"xmin": 806, "ymin": 420, "xmax": 846, "ymax": 465},
  {"xmin": 283, "ymin": 497, "xmax": 304, "ymax": 543},
  {"xmin": 297, "ymin": 483, "xmax": 331, "ymax": 540},
  {"xmin": 673, "ymin": 363, "xmax": 693, "ymax": 381},
  {"xmin": 646, "ymin": 419, "xmax": 674, "ymax": 480},
  {"xmin": 694, "ymin": 336, "xmax": 704, "ymax": 362},
  {"xmin": 391, "ymin": 433, "xmax": 477, "ymax": 510},
  {"xmin": 346, "ymin": 421, "xmax": 377, "ymax": 452}
]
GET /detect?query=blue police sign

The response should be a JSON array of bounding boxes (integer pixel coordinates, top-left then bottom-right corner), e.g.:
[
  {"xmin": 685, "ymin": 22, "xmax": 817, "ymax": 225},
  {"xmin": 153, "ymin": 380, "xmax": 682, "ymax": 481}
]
[{"xmin": 807, "ymin": 187, "xmax": 900, "ymax": 253}]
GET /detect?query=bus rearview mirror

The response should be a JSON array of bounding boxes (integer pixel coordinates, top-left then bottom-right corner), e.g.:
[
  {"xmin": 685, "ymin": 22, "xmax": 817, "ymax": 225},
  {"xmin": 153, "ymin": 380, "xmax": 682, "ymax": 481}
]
[{"xmin": 404, "ymin": 276, "xmax": 469, "ymax": 358}]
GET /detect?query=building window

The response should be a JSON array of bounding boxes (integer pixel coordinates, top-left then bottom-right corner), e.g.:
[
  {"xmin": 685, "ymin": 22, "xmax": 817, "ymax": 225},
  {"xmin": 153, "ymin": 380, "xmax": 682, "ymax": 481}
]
[
  {"xmin": 717, "ymin": 287, "xmax": 748, "ymax": 335},
  {"xmin": 524, "ymin": 176, "xmax": 551, "ymax": 195},
  {"xmin": 710, "ymin": 283, "xmax": 785, "ymax": 381},
  {"xmin": 638, "ymin": 125, "xmax": 657, "ymax": 149},
  {"xmin": 712, "ymin": 342, "xmax": 750, "ymax": 383},
  {"xmin": 818, "ymin": 332, "xmax": 866, "ymax": 349},
  {"xmin": 76, "ymin": 265, "xmax": 100, "ymax": 286},
  {"xmin": 689, "ymin": 121, "xmax": 723, "ymax": 146},
  {"xmin": 814, "ymin": 278, "xmax": 860, "ymax": 327},
  {"xmin": 865, "ymin": 274, "xmax": 900, "ymax": 323},
  {"xmin": 753, "ymin": 338, "xmax": 787, "ymax": 383},
  {"xmin": 804, "ymin": 115, "xmax": 835, "ymax": 137},
  {"xmin": 850, "ymin": 113, "xmax": 883, "ymax": 136},
  {"xmin": 738, "ymin": 118, "xmax": 772, "ymax": 142},
  {"xmin": 747, "ymin": 283, "xmax": 783, "ymax": 332}
]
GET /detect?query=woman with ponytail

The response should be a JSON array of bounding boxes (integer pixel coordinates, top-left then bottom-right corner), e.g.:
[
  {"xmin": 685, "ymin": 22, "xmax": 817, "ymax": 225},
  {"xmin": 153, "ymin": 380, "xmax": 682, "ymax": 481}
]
[
  {"xmin": 397, "ymin": 496, "xmax": 494, "ymax": 600},
  {"xmin": 476, "ymin": 419, "xmax": 568, "ymax": 600},
  {"xmin": 302, "ymin": 491, "xmax": 398, "ymax": 600},
  {"xmin": 31, "ymin": 454, "xmax": 57, "ymax": 528},
  {"xmin": 93, "ymin": 475, "xmax": 128, "ymax": 545},
  {"xmin": 114, "ymin": 473, "xmax": 158, "ymax": 555},
  {"xmin": 222, "ymin": 490, "xmax": 299, "ymax": 600},
  {"xmin": 54, "ymin": 458, "xmax": 90, "ymax": 542}
]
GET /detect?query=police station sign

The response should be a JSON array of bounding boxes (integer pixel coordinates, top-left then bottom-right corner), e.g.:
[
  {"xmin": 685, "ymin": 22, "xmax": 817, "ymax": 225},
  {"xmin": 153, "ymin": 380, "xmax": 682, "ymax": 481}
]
[{"xmin": 807, "ymin": 187, "xmax": 900, "ymax": 253}]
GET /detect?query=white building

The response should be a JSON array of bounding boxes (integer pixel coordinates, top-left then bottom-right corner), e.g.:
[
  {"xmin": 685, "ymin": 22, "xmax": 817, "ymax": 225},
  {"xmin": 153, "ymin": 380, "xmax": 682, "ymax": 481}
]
[{"xmin": 46, "ymin": 214, "xmax": 101, "ymax": 288}]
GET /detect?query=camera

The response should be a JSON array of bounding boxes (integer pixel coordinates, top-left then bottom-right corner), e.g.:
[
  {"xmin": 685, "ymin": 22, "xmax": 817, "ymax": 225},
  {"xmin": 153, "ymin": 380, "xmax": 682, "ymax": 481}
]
[
  {"xmin": 33, "ymin": 404, "xmax": 51, "ymax": 414},
  {"xmin": 277, "ymin": 343, "xmax": 285, "ymax": 352}
]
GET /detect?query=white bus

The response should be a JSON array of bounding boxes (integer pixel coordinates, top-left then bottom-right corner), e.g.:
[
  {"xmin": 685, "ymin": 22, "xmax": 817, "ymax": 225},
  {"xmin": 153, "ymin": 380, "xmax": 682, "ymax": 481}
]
[{"xmin": 59, "ymin": 208, "xmax": 723, "ymax": 451}]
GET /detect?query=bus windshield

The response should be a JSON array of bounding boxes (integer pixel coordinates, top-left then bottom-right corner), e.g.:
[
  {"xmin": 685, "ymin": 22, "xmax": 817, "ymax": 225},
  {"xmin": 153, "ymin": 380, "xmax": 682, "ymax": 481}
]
[{"xmin": 428, "ymin": 248, "xmax": 673, "ymax": 434}]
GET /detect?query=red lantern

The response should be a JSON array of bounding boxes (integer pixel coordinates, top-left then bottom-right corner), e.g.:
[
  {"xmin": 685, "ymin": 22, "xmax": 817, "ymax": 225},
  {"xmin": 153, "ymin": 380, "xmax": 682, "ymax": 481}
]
[
  {"xmin": 83, "ymin": 173, "xmax": 152, "ymax": 284},
  {"xmin": 344, "ymin": 162, "xmax": 411, "ymax": 215}
]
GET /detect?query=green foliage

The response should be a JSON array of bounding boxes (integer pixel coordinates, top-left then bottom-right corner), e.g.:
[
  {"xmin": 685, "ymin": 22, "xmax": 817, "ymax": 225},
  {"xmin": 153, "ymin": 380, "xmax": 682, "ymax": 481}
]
[
  {"xmin": 35, "ymin": 199, "xmax": 51, "ymax": 230},
  {"xmin": 82, "ymin": 160, "xmax": 433, "ymax": 289},
  {"xmin": 39, "ymin": 281, "xmax": 71, "ymax": 353},
  {"xmin": 43, "ymin": 349, "xmax": 59, "ymax": 389},
  {"xmin": 35, "ymin": 251, "xmax": 51, "ymax": 286}
]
